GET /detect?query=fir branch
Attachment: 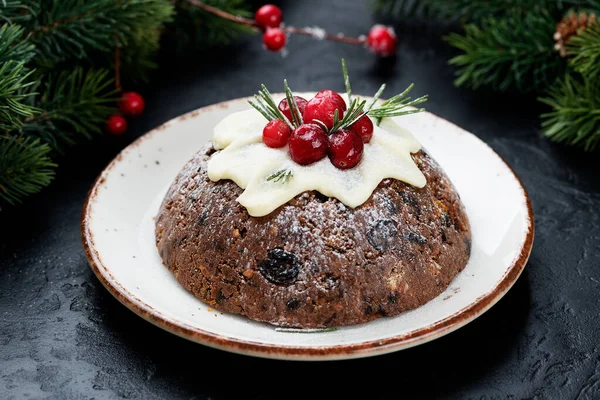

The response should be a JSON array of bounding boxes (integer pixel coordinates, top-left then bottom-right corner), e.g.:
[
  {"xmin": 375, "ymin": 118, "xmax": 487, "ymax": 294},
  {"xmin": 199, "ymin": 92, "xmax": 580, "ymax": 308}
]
[
  {"xmin": 567, "ymin": 22, "xmax": 600, "ymax": 80},
  {"xmin": 374, "ymin": 0, "xmax": 587, "ymax": 22},
  {"xmin": 0, "ymin": 135, "xmax": 56, "ymax": 206},
  {"xmin": 0, "ymin": 24, "xmax": 35, "ymax": 65},
  {"xmin": 25, "ymin": 0, "xmax": 174, "ymax": 64},
  {"xmin": 266, "ymin": 169, "xmax": 293, "ymax": 183},
  {"xmin": 22, "ymin": 68, "xmax": 116, "ymax": 152},
  {"xmin": 0, "ymin": 0, "xmax": 38, "ymax": 25},
  {"xmin": 0, "ymin": 61, "xmax": 39, "ymax": 130},
  {"xmin": 120, "ymin": 24, "xmax": 163, "ymax": 83},
  {"xmin": 445, "ymin": 11, "xmax": 563, "ymax": 92},
  {"xmin": 539, "ymin": 74, "xmax": 600, "ymax": 151},
  {"xmin": 170, "ymin": 0, "xmax": 254, "ymax": 51}
]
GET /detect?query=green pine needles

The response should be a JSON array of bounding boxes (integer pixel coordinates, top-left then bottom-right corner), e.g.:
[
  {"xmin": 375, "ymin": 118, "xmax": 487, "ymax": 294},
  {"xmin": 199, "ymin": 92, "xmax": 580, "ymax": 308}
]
[
  {"xmin": 0, "ymin": 0, "xmax": 252, "ymax": 207},
  {"xmin": 376, "ymin": 0, "xmax": 600, "ymax": 151},
  {"xmin": 445, "ymin": 11, "xmax": 562, "ymax": 92},
  {"xmin": 0, "ymin": 135, "xmax": 55, "ymax": 206}
]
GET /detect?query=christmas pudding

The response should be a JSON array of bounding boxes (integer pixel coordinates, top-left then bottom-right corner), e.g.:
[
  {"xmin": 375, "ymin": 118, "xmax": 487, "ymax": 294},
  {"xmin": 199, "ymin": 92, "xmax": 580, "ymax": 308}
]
[{"xmin": 155, "ymin": 61, "xmax": 471, "ymax": 328}]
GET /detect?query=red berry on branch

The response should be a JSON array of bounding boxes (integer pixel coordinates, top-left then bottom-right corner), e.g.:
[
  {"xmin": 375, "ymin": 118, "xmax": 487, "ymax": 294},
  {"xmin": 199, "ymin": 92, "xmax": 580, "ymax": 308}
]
[
  {"xmin": 119, "ymin": 92, "xmax": 145, "ymax": 117},
  {"xmin": 263, "ymin": 28, "xmax": 286, "ymax": 51},
  {"xmin": 328, "ymin": 129, "xmax": 364, "ymax": 169},
  {"xmin": 350, "ymin": 115, "xmax": 374, "ymax": 143},
  {"xmin": 278, "ymin": 96, "xmax": 308, "ymax": 123},
  {"xmin": 315, "ymin": 90, "xmax": 347, "ymax": 112},
  {"xmin": 106, "ymin": 114, "xmax": 127, "ymax": 136},
  {"xmin": 367, "ymin": 25, "xmax": 397, "ymax": 57},
  {"xmin": 288, "ymin": 124, "xmax": 328, "ymax": 165},
  {"xmin": 255, "ymin": 4, "xmax": 283, "ymax": 29},
  {"xmin": 303, "ymin": 96, "xmax": 345, "ymax": 130},
  {"xmin": 263, "ymin": 120, "xmax": 291, "ymax": 148}
]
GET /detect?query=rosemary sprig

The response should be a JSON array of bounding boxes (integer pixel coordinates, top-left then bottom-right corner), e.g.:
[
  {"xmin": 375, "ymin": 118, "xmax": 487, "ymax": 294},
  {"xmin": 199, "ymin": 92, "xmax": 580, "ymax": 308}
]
[
  {"xmin": 275, "ymin": 327, "xmax": 339, "ymax": 333},
  {"xmin": 266, "ymin": 169, "xmax": 293, "ymax": 183},
  {"xmin": 283, "ymin": 79, "xmax": 303, "ymax": 127},
  {"xmin": 341, "ymin": 58, "xmax": 352, "ymax": 101},
  {"xmin": 329, "ymin": 97, "xmax": 368, "ymax": 132},
  {"xmin": 334, "ymin": 60, "xmax": 428, "ymax": 131},
  {"xmin": 248, "ymin": 84, "xmax": 294, "ymax": 129},
  {"xmin": 248, "ymin": 60, "xmax": 429, "ymax": 137},
  {"xmin": 368, "ymin": 83, "xmax": 429, "ymax": 124}
]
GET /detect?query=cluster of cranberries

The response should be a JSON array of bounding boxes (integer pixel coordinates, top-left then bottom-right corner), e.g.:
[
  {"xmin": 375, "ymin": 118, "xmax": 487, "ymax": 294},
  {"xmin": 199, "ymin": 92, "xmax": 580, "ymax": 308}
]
[
  {"xmin": 255, "ymin": 4, "xmax": 398, "ymax": 56},
  {"xmin": 255, "ymin": 5, "xmax": 287, "ymax": 52},
  {"xmin": 262, "ymin": 90, "xmax": 374, "ymax": 170},
  {"xmin": 106, "ymin": 92, "xmax": 145, "ymax": 135}
]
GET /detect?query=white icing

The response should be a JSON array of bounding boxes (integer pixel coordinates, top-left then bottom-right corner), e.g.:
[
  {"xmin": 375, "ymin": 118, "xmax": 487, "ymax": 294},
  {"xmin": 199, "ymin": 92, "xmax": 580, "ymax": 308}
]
[{"xmin": 207, "ymin": 96, "xmax": 426, "ymax": 217}]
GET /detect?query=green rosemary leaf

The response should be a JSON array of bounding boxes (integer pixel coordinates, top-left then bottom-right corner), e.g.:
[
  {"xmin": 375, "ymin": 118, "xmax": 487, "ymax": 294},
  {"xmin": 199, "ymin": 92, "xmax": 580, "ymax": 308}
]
[
  {"xmin": 368, "ymin": 82, "xmax": 428, "ymax": 124},
  {"xmin": 366, "ymin": 83, "xmax": 387, "ymax": 112},
  {"xmin": 275, "ymin": 327, "xmax": 339, "ymax": 333},
  {"xmin": 333, "ymin": 108, "xmax": 340, "ymax": 127},
  {"xmin": 248, "ymin": 99, "xmax": 275, "ymax": 122},
  {"xmin": 342, "ymin": 58, "xmax": 352, "ymax": 101},
  {"xmin": 266, "ymin": 169, "xmax": 293, "ymax": 183},
  {"xmin": 283, "ymin": 79, "xmax": 303, "ymax": 127},
  {"xmin": 312, "ymin": 119, "xmax": 329, "ymax": 131},
  {"xmin": 249, "ymin": 84, "xmax": 293, "ymax": 129},
  {"xmin": 328, "ymin": 97, "xmax": 368, "ymax": 133}
]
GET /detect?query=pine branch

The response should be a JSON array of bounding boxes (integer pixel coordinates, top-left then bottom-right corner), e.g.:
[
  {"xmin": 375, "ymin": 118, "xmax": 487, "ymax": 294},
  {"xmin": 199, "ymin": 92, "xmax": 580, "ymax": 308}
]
[
  {"xmin": 120, "ymin": 25, "xmax": 162, "ymax": 83},
  {"xmin": 568, "ymin": 22, "xmax": 600, "ymax": 80},
  {"xmin": 22, "ymin": 68, "xmax": 116, "ymax": 152},
  {"xmin": 374, "ymin": 0, "xmax": 590, "ymax": 22},
  {"xmin": 539, "ymin": 74, "xmax": 600, "ymax": 151},
  {"xmin": 445, "ymin": 11, "xmax": 563, "ymax": 92},
  {"xmin": 0, "ymin": 0, "xmax": 38, "ymax": 25},
  {"xmin": 0, "ymin": 134, "xmax": 56, "ymax": 207},
  {"xmin": 0, "ymin": 24, "xmax": 35, "ymax": 65},
  {"xmin": 169, "ymin": 0, "xmax": 254, "ymax": 51},
  {"xmin": 20, "ymin": 1, "xmax": 174, "ymax": 65},
  {"xmin": 0, "ymin": 61, "xmax": 39, "ymax": 130}
]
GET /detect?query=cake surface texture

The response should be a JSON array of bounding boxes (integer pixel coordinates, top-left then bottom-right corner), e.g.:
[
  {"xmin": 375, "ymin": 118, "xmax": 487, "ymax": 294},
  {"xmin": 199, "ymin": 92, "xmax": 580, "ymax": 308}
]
[{"xmin": 155, "ymin": 143, "xmax": 471, "ymax": 328}]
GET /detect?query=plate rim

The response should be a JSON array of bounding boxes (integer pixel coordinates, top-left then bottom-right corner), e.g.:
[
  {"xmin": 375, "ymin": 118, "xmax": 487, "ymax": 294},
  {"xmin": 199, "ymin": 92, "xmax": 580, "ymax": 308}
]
[{"xmin": 81, "ymin": 96, "xmax": 534, "ymax": 361}]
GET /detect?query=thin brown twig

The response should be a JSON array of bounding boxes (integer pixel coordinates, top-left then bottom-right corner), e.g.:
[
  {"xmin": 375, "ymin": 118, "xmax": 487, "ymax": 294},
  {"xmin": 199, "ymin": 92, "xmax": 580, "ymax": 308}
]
[
  {"xmin": 283, "ymin": 26, "xmax": 366, "ymax": 45},
  {"xmin": 114, "ymin": 46, "xmax": 122, "ymax": 93},
  {"xmin": 186, "ymin": 0, "xmax": 258, "ymax": 28},
  {"xmin": 185, "ymin": 0, "xmax": 367, "ymax": 46}
]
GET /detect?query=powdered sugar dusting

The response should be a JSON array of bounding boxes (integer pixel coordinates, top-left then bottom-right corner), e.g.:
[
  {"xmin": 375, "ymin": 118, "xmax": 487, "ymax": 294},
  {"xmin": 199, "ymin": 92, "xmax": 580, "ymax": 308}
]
[
  {"xmin": 207, "ymin": 96, "xmax": 426, "ymax": 217},
  {"xmin": 303, "ymin": 26, "xmax": 326, "ymax": 40}
]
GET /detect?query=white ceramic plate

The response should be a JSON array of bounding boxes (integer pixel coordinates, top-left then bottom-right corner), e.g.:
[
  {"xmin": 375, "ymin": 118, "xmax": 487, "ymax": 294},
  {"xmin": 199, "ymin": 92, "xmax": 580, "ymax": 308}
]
[{"xmin": 81, "ymin": 94, "xmax": 534, "ymax": 361}]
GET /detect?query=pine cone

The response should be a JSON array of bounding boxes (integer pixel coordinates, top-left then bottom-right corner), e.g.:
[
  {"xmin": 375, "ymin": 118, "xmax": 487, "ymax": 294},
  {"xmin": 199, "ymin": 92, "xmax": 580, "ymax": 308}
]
[{"xmin": 554, "ymin": 11, "xmax": 597, "ymax": 57}]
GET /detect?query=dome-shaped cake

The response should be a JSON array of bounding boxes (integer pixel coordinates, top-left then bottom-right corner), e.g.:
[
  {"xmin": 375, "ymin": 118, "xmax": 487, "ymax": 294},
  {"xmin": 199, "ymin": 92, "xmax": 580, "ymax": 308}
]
[
  {"xmin": 155, "ymin": 143, "xmax": 470, "ymax": 328},
  {"xmin": 156, "ymin": 65, "xmax": 471, "ymax": 328}
]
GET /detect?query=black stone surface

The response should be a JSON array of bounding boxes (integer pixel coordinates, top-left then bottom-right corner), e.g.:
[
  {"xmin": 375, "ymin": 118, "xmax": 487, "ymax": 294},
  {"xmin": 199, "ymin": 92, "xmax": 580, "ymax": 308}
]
[{"xmin": 2, "ymin": 1, "xmax": 600, "ymax": 399}]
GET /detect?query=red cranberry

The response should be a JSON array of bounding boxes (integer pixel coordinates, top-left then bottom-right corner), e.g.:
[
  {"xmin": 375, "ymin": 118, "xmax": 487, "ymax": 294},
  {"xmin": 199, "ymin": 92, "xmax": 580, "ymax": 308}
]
[
  {"xmin": 255, "ymin": 4, "xmax": 282, "ymax": 29},
  {"xmin": 263, "ymin": 120, "xmax": 291, "ymax": 148},
  {"xmin": 303, "ymin": 97, "xmax": 345, "ymax": 130},
  {"xmin": 350, "ymin": 115, "xmax": 374, "ymax": 143},
  {"xmin": 263, "ymin": 28, "xmax": 286, "ymax": 51},
  {"xmin": 315, "ymin": 90, "xmax": 347, "ymax": 111},
  {"xmin": 328, "ymin": 129, "xmax": 364, "ymax": 169},
  {"xmin": 288, "ymin": 124, "xmax": 328, "ymax": 165},
  {"xmin": 119, "ymin": 92, "xmax": 145, "ymax": 117},
  {"xmin": 367, "ymin": 25, "xmax": 397, "ymax": 57},
  {"xmin": 278, "ymin": 96, "xmax": 308, "ymax": 123},
  {"xmin": 106, "ymin": 114, "xmax": 127, "ymax": 136}
]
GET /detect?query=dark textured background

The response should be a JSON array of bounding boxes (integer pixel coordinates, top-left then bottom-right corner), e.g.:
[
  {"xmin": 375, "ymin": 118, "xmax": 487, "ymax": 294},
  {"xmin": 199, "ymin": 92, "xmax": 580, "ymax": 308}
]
[{"xmin": 2, "ymin": 1, "xmax": 600, "ymax": 399}]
